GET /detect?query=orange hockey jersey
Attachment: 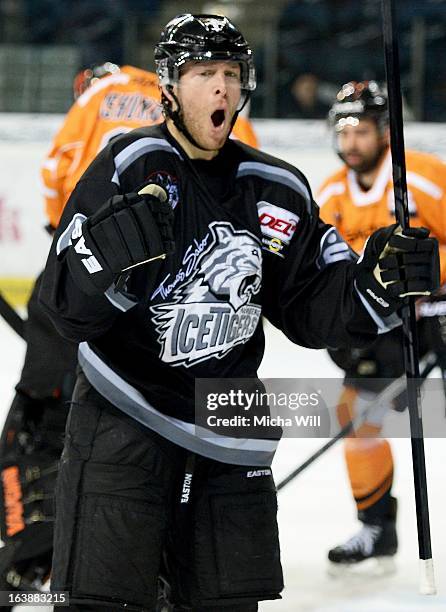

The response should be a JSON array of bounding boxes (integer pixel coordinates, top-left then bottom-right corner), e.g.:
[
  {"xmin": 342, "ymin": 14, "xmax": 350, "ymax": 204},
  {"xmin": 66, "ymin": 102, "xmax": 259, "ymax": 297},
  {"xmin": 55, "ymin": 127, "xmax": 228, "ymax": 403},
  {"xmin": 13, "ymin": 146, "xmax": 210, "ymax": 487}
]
[
  {"xmin": 41, "ymin": 66, "xmax": 258, "ymax": 228},
  {"xmin": 232, "ymin": 114, "xmax": 259, "ymax": 149},
  {"xmin": 318, "ymin": 149, "xmax": 446, "ymax": 283}
]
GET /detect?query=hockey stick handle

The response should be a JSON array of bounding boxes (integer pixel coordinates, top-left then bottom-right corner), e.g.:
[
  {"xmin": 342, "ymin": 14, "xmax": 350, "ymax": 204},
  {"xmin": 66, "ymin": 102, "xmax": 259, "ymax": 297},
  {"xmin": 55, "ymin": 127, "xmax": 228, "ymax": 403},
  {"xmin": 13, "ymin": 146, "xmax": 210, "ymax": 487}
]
[
  {"xmin": 382, "ymin": 0, "xmax": 435, "ymax": 593},
  {"xmin": 0, "ymin": 290, "xmax": 25, "ymax": 340},
  {"xmin": 276, "ymin": 352, "xmax": 438, "ymax": 492}
]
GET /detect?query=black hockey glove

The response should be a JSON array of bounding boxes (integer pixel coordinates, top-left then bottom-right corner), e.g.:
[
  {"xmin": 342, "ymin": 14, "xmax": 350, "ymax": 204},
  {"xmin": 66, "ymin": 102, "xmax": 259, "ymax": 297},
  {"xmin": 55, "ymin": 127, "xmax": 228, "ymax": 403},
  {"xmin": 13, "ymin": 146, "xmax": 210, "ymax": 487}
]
[
  {"xmin": 355, "ymin": 224, "xmax": 440, "ymax": 317},
  {"xmin": 66, "ymin": 188, "xmax": 174, "ymax": 296}
]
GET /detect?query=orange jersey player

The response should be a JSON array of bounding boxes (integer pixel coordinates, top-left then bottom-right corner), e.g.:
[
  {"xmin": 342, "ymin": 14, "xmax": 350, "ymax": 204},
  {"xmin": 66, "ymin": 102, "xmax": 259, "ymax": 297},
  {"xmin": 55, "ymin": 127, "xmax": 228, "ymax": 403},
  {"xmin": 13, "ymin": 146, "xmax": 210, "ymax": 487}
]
[
  {"xmin": 319, "ymin": 149, "xmax": 446, "ymax": 283},
  {"xmin": 41, "ymin": 64, "xmax": 258, "ymax": 229},
  {"xmin": 318, "ymin": 81, "xmax": 446, "ymax": 574},
  {"xmin": 41, "ymin": 64, "xmax": 163, "ymax": 229},
  {"xmin": 231, "ymin": 111, "xmax": 259, "ymax": 148}
]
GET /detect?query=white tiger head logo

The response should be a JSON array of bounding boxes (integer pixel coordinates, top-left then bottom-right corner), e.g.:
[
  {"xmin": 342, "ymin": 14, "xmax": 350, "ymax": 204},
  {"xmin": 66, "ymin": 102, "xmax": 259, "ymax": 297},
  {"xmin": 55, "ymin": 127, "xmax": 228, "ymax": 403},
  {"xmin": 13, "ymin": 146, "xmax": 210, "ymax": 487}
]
[
  {"xmin": 150, "ymin": 223, "xmax": 263, "ymax": 367},
  {"xmin": 198, "ymin": 225, "xmax": 261, "ymax": 310},
  {"xmin": 180, "ymin": 224, "xmax": 262, "ymax": 311}
]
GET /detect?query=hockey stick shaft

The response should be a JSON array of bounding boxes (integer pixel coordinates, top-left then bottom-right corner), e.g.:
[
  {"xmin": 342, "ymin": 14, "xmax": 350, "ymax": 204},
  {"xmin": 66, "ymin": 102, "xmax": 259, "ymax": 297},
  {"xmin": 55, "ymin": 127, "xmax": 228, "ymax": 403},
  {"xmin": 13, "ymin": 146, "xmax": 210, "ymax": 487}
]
[
  {"xmin": 277, "ymin": 352, "xmax": 438, "ymax": 492},
  {"xmin": 0, "ymin": 289, "xmax": 25, "ymax": 340},
  {"xmin": 276, "ymin": 422, "xmax": 351, "ymax": 492},
  {"xmin": 382, "ymin": 0, "xmax": 435, "ymax": 593}
]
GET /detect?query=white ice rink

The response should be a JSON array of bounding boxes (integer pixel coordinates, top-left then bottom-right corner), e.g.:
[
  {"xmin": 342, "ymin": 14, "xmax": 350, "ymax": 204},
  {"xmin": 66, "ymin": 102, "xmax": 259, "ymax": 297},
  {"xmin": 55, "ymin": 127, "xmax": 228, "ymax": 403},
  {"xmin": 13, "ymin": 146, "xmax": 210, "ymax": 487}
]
[{"xmin": 1, "ymin": 315, "xmax": 446, "ymax": 612}]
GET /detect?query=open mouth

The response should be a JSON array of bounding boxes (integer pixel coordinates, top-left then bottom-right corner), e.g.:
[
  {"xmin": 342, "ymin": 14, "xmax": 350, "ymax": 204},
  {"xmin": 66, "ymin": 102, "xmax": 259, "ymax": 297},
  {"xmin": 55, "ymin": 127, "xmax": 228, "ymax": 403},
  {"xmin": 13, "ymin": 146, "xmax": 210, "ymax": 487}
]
[{"xmin": 211, "ymin": 109, "xmax": 225, "ymax": 128}]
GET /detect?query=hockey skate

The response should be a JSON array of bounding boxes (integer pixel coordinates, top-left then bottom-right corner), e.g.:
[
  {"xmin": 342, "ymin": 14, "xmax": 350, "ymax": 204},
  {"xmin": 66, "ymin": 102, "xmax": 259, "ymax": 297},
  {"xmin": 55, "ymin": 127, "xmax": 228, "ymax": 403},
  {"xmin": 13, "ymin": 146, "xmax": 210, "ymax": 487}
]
[{"xmin": 328, "ymin": 499, "xmax": 398, "ymax": 578}]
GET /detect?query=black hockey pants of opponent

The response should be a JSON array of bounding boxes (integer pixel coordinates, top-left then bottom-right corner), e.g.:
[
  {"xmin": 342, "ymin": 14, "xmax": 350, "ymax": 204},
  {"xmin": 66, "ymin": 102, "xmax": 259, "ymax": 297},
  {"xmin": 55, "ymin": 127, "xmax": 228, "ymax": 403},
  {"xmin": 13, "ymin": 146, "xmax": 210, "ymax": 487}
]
[{"xmin": 52, "ymin": 372, "xmax": 284, "ymax": 611}]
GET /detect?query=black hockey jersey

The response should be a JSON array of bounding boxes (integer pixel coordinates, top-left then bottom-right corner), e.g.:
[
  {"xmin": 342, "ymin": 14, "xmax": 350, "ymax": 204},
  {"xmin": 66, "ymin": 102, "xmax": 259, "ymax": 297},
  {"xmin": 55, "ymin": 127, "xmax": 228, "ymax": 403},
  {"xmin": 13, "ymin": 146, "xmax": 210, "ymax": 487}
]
[{"xmin": 40, "ymin": 123, "xmax": 390, "ymax": 466}]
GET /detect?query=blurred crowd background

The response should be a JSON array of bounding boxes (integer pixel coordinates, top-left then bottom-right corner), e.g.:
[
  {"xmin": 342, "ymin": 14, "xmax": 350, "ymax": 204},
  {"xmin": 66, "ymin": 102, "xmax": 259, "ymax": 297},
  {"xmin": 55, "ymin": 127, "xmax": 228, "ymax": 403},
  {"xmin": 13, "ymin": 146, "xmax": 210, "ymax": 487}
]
[{"xmin": 1, "ymin": 0, "xmax": 446, "ymax": 121}]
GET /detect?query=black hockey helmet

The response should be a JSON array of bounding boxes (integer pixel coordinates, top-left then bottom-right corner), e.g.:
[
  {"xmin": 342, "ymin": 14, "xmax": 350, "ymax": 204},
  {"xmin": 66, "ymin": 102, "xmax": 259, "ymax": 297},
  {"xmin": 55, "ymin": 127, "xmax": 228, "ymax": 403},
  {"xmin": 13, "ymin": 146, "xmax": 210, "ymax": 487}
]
[
  {"xmin": 154, "ymin": 14, "xmax": 255, "ymax": 151},
  {"xmin": 328, "ymin": 81, "xmax": 388, "ymax": 133},
  {"xmin": 73, "ymin": 62, "xmax": 120, "ymax": 99},
  {"xmin": 155, "ymin": 14, "xmax": 256, "ymax": 94}
]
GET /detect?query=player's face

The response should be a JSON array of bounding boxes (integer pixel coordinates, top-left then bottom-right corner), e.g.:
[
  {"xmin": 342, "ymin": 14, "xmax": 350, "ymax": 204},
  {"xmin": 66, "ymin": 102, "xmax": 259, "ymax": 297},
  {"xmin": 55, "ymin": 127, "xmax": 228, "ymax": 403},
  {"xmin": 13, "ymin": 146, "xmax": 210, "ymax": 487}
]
[
  {"xmin": 174, "ymin": 61, "xmax": 242, "ymax": 154},
  {"xmin": 337, "ymin": 118, "xmax": 389, "ymax": 173}
]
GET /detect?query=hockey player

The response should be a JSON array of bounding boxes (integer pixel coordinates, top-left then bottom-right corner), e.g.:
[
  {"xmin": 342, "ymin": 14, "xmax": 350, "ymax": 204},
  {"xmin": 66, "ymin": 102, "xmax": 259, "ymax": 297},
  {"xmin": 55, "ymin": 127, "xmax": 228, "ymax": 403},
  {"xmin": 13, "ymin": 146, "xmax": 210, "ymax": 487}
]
[
  {"xmin": 42, "ymin": 63, "xmax": 163, "ymax": 229},
  {"xmin": 0, "ymin": 58, "xmax": 259, "ymax": 601},
  {"xmin": 39, "ymin": 16, "xmax": 439, "ymax": 611},
  {"xmin": 318, "ymin": 81, "xmax": 446, "ymax": 572}
]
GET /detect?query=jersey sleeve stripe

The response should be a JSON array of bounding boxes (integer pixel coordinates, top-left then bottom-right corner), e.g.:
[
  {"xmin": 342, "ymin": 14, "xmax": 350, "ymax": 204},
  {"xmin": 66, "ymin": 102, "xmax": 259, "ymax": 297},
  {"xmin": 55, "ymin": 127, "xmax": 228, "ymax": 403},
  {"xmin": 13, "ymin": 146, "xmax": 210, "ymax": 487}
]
[
  {"xmin": 111, "ymin": 137, "xmax": 182, "ymax": 185},
  {"xmin": 317, "ymin": 182, "xmax": 345, "ymax": 207},
  {"xmin": 77, "ymin": 73, "xmax": 131, "ymax": 107},
  {"xmin": 56, "ymin": 213, "xmax": 87, "ymax": 255},
  {"xmin": 104, "ymin": 285, "xmax": 138, "ymax": 312},
  {"xmin": 406, "ymin": 171, "xmax": 443, "ymax": 200},
  {"xmin": 237, "ymin": 161, "xmax": 312, "ymax": 213}
]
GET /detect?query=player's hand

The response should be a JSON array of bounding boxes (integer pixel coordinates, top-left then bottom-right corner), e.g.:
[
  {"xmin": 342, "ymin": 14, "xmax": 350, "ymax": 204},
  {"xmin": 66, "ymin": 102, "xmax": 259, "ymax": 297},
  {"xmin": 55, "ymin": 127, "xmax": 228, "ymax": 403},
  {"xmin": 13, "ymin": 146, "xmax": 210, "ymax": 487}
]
[
  {"xmin": 66, "ymin": 187, "xmax": 174, "ymax": 295},
  {"xmin": 355, "ymin": 224, "xmax": 440, "ymax": 316}
]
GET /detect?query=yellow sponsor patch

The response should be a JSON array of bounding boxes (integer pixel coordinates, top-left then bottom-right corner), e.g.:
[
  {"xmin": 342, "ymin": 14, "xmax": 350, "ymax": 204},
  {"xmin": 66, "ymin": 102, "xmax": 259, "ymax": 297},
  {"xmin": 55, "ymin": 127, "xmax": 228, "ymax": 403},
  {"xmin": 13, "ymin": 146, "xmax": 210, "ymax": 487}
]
[{"xmin": 269, "ymin": 238, "xmax": 282, "ymax": 254}]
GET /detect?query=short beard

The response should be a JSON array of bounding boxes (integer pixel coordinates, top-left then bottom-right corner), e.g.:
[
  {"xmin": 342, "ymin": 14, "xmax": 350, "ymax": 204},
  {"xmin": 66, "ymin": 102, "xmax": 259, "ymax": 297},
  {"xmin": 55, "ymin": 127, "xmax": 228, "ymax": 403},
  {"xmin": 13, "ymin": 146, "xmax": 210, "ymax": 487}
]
[{"xmin": 339, "ymin": 142, "xmax": 388, "ymax": 174}]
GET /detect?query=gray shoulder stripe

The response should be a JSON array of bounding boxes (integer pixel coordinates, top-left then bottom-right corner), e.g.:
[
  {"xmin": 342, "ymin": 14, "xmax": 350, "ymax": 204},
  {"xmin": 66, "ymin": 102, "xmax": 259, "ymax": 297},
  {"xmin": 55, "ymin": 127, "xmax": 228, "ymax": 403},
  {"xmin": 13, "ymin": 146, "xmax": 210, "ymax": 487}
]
[
  {"xmin": 78, "ymin": 342, "xmax": 277, "ymax": 466},
  {"xmin": 104, "ymin": 285, "xmax": 138, "ymax": 312},
  {"xmin": 112, "ymin": 137, "xmax": 182, "ymax": 185},
  {"xmin": 237, "ymin": 161, "xmax": 312, "ymax": 213}
]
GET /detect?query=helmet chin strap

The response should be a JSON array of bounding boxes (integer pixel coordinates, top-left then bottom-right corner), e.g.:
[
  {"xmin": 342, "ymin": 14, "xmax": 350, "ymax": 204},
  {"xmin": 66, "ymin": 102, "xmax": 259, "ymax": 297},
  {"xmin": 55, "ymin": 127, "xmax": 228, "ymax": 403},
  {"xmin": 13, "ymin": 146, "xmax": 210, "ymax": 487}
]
[{"xmin": 163, "ymin": 86, "xmax": 249, "ymax": 153}]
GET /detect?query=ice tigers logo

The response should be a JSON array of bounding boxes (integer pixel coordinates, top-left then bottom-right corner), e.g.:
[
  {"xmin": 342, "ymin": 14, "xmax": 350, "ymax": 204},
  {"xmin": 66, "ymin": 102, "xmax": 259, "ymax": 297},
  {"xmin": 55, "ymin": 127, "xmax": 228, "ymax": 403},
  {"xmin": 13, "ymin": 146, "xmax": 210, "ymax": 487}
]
[
  {"xmin": 188, "ymin": 225, "xmax": 262, "ymax": 310},
  {"xmin": 151, "ymin": 222, "xmax": 262, "ymax": 367},
  {"xmin": 146, "ymin": 171, "xmax": 179, "ymax": 209}
]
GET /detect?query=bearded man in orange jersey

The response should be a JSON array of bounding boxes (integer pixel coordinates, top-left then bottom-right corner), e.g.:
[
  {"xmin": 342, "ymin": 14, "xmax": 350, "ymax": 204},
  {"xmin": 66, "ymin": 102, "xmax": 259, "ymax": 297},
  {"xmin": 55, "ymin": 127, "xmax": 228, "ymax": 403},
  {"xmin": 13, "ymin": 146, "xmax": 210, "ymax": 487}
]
[{"xmin": 319, "ymin": 81, "xmax": 446, "ymax": 574}]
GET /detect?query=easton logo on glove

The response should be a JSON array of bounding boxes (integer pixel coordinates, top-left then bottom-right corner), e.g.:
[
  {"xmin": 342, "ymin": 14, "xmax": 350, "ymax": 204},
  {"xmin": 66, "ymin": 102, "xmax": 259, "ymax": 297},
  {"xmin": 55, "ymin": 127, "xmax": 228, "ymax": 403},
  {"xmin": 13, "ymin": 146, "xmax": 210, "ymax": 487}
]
[
  {"xmin": 66, "ymin": 186, "xmax": 175, "ymax": 296},
  {"xmin": 71, "ymin": 219, "xmax": 103, "ymax": 274},
  {"xmin": 355, "ymin": 224, "xmax": 440, "ymax": 317}
]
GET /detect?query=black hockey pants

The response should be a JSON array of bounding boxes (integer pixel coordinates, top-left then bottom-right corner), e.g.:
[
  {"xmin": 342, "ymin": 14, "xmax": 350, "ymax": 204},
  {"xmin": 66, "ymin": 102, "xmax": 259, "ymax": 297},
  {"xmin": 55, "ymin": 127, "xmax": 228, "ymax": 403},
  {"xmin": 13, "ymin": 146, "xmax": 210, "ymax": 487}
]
[{"xmin": 52, "ymin": 372, "xmax": 283, "ymax": 611}]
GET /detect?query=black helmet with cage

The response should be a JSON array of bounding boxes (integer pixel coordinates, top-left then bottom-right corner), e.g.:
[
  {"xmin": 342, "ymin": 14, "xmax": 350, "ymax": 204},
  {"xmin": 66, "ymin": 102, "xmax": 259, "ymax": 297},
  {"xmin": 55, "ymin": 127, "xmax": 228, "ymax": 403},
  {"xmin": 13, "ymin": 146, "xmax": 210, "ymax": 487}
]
[
  {"xmin": 328, "ymin": 81, "xmax": 388, "ymax": 133},
  {"xmin": 154, "ymin": 13, "xmax": 256, "ymax": 149},
  {"xmin": 73, "ymin": 62, "xmax": 120, "ymax": 100}
]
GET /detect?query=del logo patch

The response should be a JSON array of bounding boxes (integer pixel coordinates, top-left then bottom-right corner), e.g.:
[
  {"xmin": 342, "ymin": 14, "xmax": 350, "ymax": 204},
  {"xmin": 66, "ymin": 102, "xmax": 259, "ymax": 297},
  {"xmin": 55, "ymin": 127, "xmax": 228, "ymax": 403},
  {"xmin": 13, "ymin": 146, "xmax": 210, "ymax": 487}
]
[{"xmin": 257, "ymin": 201, "xmax": 299, "ymax": 257}]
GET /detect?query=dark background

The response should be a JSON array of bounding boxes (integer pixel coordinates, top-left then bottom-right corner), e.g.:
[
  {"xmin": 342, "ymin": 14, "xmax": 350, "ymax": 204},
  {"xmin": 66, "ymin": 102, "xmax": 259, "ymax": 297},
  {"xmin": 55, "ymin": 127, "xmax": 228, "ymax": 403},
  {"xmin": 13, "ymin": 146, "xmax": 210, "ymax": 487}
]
[{"xmin": 1, "ymin": 0, "xmax": 445, "ymax": 120}]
